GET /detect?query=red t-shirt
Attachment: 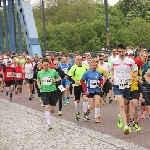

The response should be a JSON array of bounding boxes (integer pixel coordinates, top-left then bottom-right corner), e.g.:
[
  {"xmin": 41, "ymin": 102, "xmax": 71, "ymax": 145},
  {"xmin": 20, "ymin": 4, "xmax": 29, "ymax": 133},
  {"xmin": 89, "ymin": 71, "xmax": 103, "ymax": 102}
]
[
  {"xmin": 40, "ymin": 63, "xmax": 54, "ymax": 70},
  {"xmin": 14, "ymin": 66, "xmax": 23, "ymax": 80},
  {"xmin": 3, "ymin": 67, "xmax": 15, "ymax": 81}
]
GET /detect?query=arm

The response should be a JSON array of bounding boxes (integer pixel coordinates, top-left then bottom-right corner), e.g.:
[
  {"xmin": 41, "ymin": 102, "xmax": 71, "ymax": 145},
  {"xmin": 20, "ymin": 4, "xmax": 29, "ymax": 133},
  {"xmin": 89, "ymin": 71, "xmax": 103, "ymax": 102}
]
[
  {"xmin": 144, "ymin": 69, "xmax": 150, "ymax": 84},
  {"xmin": 80, "ymin": 79, "xmax": 87, "ymax": 92}
]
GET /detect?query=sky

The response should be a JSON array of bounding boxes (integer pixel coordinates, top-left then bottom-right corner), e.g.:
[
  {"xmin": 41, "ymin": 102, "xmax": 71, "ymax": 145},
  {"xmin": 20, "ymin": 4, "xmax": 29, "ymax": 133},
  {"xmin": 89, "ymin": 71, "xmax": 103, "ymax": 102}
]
[{"xmin": 30, "ymin": 0, "xmax": 120, "ymax": 6}]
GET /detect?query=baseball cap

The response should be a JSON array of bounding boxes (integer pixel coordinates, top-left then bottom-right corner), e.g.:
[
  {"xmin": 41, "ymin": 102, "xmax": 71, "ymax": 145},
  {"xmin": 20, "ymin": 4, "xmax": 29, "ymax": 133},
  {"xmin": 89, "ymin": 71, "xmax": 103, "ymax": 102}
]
[{"xmin": 26, "ymin": 56, "xmax": 31, "ymax": 59}]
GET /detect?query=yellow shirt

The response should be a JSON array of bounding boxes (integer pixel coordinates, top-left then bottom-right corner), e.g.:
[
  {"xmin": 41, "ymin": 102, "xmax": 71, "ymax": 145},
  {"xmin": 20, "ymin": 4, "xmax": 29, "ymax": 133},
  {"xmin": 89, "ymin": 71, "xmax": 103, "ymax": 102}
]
[
  {"xmin": 97, "ymin": 66, "xmax": 107, "ymax": 77},
  {"xmin": 130, "ymin": 66, "xmax": 142, "ymax": 91}
]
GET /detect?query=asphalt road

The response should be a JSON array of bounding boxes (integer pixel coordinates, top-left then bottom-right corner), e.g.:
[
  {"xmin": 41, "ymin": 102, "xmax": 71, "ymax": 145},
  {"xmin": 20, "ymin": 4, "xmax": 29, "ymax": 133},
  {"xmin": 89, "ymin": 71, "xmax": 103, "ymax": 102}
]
[{"xmin": 1, "ymin": 86, "xmax": 150, "ymax": 149}]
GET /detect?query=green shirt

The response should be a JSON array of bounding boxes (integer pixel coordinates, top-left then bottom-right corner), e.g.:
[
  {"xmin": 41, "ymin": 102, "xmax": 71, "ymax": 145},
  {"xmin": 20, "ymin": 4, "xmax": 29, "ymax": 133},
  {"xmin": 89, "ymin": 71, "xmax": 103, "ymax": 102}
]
[
  {"xmin": 68, "ymin": 64, "xmax": 89, "ymax": 86},
  {"xmin": 20, "ymin": 59, "xmax": 26, "ymax": 65},
  {"xmin": 37, "ymin": 69, "xmax": 59, "ymax": 92}
]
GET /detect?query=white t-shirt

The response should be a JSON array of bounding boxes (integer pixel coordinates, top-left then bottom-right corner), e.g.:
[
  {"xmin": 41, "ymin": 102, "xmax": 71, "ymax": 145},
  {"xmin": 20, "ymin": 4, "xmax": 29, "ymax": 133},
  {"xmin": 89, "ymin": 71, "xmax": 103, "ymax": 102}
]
[
  {"xmin": 24, "ymin": 63, "xmax": 34, "ymax": 79},
  {"xmin": 99, "ymin": 62, "xmax": 110, "ymax": 73},
  {"xmin": 111, "ymin": 57, "xmax": 137, "ymax": 86},
  {"xmin": 3, "ymin": 58, "xmax": 12, "ymax": 66},
  {"xmin": 82, "ymin": 60, "xmax": 89, "ymax": 67}
]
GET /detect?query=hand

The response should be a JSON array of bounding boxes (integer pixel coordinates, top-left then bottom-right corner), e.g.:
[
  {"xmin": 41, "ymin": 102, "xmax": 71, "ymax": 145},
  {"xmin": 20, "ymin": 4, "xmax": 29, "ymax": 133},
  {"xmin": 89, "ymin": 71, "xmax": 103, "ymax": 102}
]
[
  {"xmin": 75, "ymin": 81, "xmax": 80, "ymax": 85},
  {"xmin": 85, "ymin": 90, "xmax": 89, "ymax": 96},
  {"xmin": 53, "ymin": 79, "xmax": 57, "ymax": 83},
  {"xmin": 130, "ymin": 77, "xmax": 135, "ymax": 81},
  {"xmin": 38, "ymin": 84, "xmax": 41, "ymax": 89},
  {"xmin": 139, "ymin": 79, "xmax": 143, "ymax": 84},
  {"xmin": 100, "ymin": 84, "xmax": 103, "ymax": 88}
]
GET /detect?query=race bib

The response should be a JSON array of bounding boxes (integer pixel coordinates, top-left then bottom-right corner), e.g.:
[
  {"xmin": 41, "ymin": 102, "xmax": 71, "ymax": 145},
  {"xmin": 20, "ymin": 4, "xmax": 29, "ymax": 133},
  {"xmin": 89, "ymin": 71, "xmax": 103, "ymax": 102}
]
[
  {"xmin": 16, "ymin": 73, "xmax": 22, "ymax": 78},
  {"xmin": 118, "ymin": 80, "xmax": 130, "ymax": 89},
  {"xmin": 89, "ymin": 80, "xmax": 99, "ymax": 88},
  {"xmin": 42, "ymin": 76, "xmax": 52, "ymax": 85},
  {"xmin": 62, "ymin": 68, "xmax": 68, "ymax": 74},
  {"xmin": 25, "ymin": 72, "xmax": 33, "ymax": 78},
  {"xmin": 7, "ymin": 72, "xmax": 12, "ymax": 77}
]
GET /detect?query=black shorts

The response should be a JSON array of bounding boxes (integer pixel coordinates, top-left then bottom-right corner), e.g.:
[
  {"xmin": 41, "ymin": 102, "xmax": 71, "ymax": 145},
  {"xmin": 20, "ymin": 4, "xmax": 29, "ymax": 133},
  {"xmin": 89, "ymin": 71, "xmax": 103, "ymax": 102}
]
[
  {"xmin": 88, "ymin": 92, "xmax": 100, "ymax": 98},
  {"xmin": 142, "ymin": 85, "xmax": 150, "ymax": 106},
  {"xmin": 74, "ymin": 85, "xmax": 84, "ymax": 100},
  {"xmin": 103, "ymin": 79, "xmax": 112, "ymax": 95},
  {"xmin": 130, "ymin": 90, "xmax": 140, "ymax": 100},
  {"xmin": 5, "ymin": 80, "xmax": 14, "ymax": 87},
  {"xmin": 25, "ymin": 78, "xmax": 33, "ymax": 84},
  {"xmin": 41, "ymin": 91, "xmax": 57, "ymax": 106},
  {"xmin": 16, "ymin": 80, "xmax": 23, "ymax": 86}
]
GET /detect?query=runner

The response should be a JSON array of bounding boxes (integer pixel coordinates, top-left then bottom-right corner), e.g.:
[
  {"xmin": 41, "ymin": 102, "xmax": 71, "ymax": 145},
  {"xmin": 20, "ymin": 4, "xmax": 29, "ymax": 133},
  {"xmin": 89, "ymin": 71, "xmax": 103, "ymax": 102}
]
[
  {"xmin": 126, "ymin": 48, "xmax": 141, "ymax": 132},
  {"xmin": 3, "ymin": 61, "xmax": 15, "ymax": 102},
  {"xmin": 23, "ymin": 56, "xmax": 34, "ymax": 100},
  {"xmin": 141, "ymin": 52, "xmax": 150, "ymax": 120},
  {"xmin": 81, "ymin": 59, "xmax": 103, "ymax": 123},
  {"xmin": 53, "ymin": 60, "xmax": 66, "ymax": 116},
  {"xmin": 59, "ymin": 56, "xmax": 71, "ymax": 105},
  {"xmin": 14, "ymin": 60, "xmax": 24, "ymax": 98},
  {"xmin": 68, "ymin": 55, "xmax": 89, "ymax": 121},
  {"xmin": 0, "ymin": 58, "xmax": 5, "ymax": 92},
  {"xmin": 111, "ymin": 44, "xmax": 138, "ymax": 135},
  {"xmin": 98, "ymin": 55, "xmax": 112, "ymax": 103},
  {"xmin": 37, "ymin": 58, "xmax": 60, "ymax": 130}
]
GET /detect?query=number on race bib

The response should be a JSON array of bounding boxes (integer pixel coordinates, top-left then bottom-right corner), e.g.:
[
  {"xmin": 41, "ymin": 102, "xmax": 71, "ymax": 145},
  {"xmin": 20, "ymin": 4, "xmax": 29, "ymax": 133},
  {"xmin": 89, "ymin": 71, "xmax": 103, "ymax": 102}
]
[
  {"xmin": 25, "ymin": 72, "xmax": 32, "ymax": 78},
  {"xmin": 7, "ymin": 72, "xmax": 12, "ymax": 77},
  {"xmin": 16, "ymin": 73, "xmax": 22, "ymax": 78},
  {"xmin": 118, "ymin": 80, "xmax": 130, "ymax": 89},
  {"xmin": 89, "ymin": 80, "xmax": 99, "ymax": 88},
  {"xmin": 42, "ymin": 76, "xmax": 52, "ymax": 85}
]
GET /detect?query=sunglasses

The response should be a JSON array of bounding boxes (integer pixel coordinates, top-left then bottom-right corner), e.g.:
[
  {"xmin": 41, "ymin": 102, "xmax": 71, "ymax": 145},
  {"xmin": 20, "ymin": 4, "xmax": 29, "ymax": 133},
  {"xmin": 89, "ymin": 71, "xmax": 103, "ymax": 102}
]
[
  {"xmin": 100, "ymin": 59, "xmax": 103, "ymax": 60},
  {"xmin": 54, "ymin": 64, "xmax": 58, "ymax": 65},
  {"xmin": 77, "ymin": 59, "xmax": 82, "ymax": 60}
]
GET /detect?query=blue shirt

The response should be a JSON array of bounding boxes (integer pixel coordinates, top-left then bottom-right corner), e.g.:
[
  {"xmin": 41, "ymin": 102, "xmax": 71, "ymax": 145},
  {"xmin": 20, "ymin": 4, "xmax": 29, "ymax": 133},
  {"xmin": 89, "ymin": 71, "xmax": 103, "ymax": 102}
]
[
  {"xmin": 71, "ymin": 58, "xmax": 74, "ymax": 65},
  {"xmin": 59, "ymin": 63, "xmax": 70, "ymax": 75},
  {"xmin": 82, "ymin": 69, "xmax": 102, "ymax": 93}
]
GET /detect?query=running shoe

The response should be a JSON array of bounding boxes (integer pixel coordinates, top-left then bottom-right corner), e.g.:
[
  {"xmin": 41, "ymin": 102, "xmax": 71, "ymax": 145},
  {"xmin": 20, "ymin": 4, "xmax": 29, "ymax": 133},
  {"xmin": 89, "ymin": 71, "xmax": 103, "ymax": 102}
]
[
  {"xmin": 9, "ymin": 98, "xmax": 12, "ymax": 102},
  {"xmin": 48, "ymin": 125, "xmax": 53, "ymax": 130},
  {"xmin": 124, "ymin": 126, "xmax": 130, "ymax": 135},
  {"xmin": 100, "ymin": 102, "xmax": 102, "ymax": 108},
  {"xmin": 84, "ymin": 113, "xmax": 90, "ymax": 121},
  {"xmin": 86, "ymin": 109, "xmax": 90, "ymax": 115},
  {"xmin": 40, "ymin": 98, "xmax": 43, "ymax": 103},
  {"xmin": 140, "ymin": 113, "xmax": 145, "ymax": 119},
  {"xmin": 29, "ymin": 97, "xmax": 32, "ymax": 100},
  {"xmin": 117, "ymin": 114, "xmax": 123, "ymax": 128},
  {"xmin": 18, "ymin": 94, "xmax": 21, "ymax": 98},
  {"xmin": 58, "ymin": 111, "xmax": 62, "ymax": 116},
  {"xmin": 63, "ymin": 100, "xmax": 67, "ymax": 105},
  {"xmin": 66, "ymin": 99, "xmax": 69, "ymax": 104},
  {"xmin": 129, "ymin": 117, "xmax": 132, "ymax": 122},
  {"xmin": 95, "ymin": 118, "xmax": 100, "ymax": 123},
  {"xmin": 103, "ymin": 101, "xmax": 106, "ymax": 105},
  {"xmin": 133, "ymin": 122, "xmax": 141, "ymax": 132},
  {"xmin": 76, "ymin": 112, "xmax": 80, "ymax": 121},
  {"xmin": 6, "ymin": 92, "xmax": 8, "ymax": 96},
  {"xmin": 98, "ymin": 113, "xmax": 101, "ymax": 118},
  {"xmin": 109, "ymin": 98, "xmax": 113, "ymax": 103}
]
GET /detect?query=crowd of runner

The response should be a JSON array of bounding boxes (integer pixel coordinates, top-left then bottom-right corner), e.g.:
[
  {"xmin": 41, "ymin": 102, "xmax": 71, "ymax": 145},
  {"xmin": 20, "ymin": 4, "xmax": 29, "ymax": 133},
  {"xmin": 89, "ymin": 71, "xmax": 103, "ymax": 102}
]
[{"xmin": 0, "ymin": 44, "xmax": 150, "ymax": 135}]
